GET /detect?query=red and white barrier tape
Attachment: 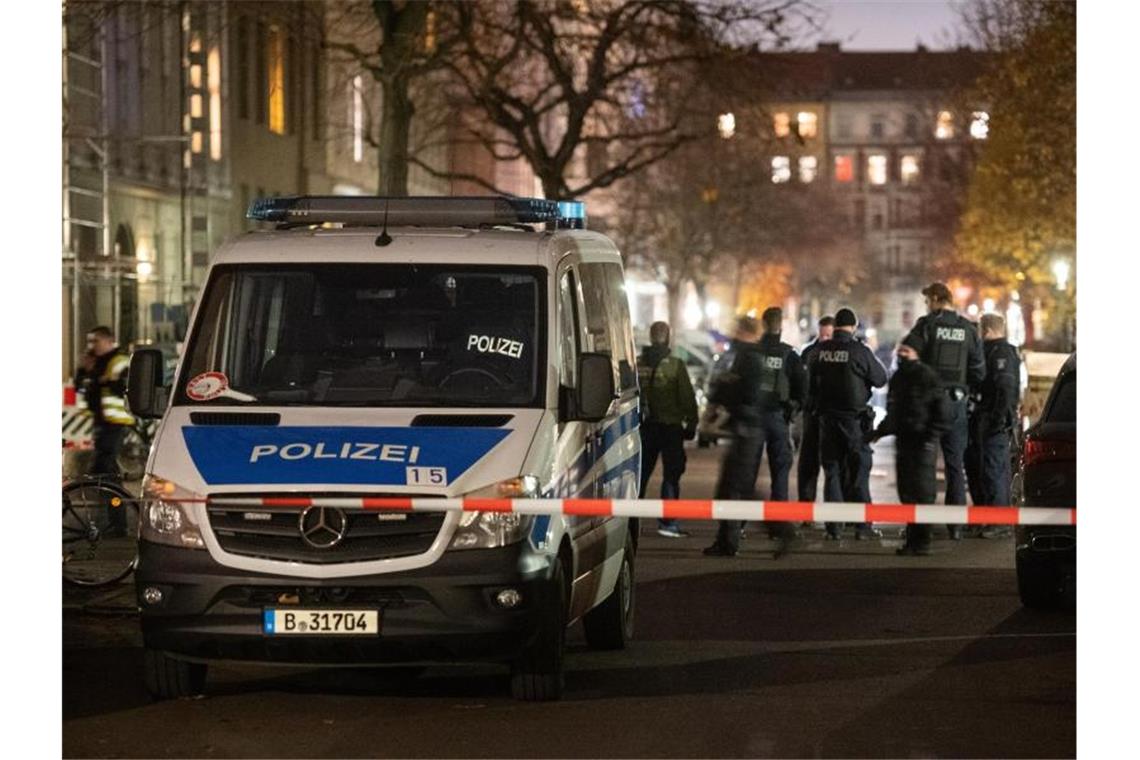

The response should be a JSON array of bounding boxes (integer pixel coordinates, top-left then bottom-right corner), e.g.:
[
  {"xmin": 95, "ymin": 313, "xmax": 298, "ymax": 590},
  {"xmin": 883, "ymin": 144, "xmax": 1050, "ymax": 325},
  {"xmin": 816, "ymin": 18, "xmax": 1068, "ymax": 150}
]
[{"xmin": 191, "ymin": 497, "xmax": 1075, "ymax": 526}]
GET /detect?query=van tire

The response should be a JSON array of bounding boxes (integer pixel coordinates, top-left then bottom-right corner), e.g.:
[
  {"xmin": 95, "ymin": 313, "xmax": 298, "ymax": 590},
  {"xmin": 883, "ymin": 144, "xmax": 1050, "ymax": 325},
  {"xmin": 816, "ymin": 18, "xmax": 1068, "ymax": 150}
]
[
  {"xmin": 582, "ymin": 544, "xmax": 635, "ymax": 650},
  {"xmin": 143, "ymin": 649, "xmax": 207, "ymax": 700},
  {"xmin": 510, "ymin": 559, "xmax": 567, "ymax": 702}
]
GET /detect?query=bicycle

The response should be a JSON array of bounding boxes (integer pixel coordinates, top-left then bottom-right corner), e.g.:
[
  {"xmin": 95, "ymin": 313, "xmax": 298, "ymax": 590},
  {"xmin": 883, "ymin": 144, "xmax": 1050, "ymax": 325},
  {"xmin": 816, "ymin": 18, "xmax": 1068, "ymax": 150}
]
[{"xmin": 62, "ymin": 476, "xmax": 140, "ymax": 587}]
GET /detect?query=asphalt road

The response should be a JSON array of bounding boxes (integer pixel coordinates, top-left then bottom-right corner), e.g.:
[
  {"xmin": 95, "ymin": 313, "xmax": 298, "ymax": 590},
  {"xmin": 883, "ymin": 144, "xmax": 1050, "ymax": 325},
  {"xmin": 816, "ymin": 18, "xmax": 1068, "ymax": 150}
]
[{"xmin": 62, "ymin": 440, "xmax": 1075, "ymax": 758}]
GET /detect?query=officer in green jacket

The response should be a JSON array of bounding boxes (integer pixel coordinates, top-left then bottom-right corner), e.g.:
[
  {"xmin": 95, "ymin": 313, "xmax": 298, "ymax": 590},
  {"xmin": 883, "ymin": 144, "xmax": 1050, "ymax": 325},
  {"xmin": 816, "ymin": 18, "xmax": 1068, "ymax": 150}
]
[{"xmin": 638, "ymin": 321, "xmax": 699, "ymax": 538}]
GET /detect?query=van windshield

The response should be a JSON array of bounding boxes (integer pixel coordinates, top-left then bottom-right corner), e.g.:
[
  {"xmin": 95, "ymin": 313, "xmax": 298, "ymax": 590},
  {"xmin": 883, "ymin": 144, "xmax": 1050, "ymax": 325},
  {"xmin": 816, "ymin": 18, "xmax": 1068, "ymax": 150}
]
[{"xmin": 177, "ymin": 264, "xmax": 545, "ymax": 407}]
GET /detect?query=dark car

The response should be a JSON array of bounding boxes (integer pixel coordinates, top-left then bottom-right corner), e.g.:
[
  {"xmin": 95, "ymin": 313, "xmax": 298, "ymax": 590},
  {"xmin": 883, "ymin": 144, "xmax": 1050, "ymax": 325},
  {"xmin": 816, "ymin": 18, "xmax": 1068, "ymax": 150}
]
[{"xmin": 1012, "ymin": 353, "xmax": 1076, "ymax": 609}]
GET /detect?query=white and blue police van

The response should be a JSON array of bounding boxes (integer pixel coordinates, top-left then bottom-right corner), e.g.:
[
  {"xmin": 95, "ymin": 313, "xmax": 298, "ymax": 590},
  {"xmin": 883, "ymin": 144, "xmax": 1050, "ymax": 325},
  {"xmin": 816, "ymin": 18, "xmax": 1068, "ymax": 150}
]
[{"xmin": 126, "ymin": 196, "xmax": 641, "ymax": 701}]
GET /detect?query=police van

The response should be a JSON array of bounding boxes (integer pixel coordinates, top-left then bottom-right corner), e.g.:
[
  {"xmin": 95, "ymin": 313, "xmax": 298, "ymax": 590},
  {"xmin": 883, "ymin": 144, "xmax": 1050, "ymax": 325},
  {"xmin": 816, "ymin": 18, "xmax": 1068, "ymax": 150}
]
[{"xmin": 126, "ymin": 196, "xmax": 641, "ymax": 702}]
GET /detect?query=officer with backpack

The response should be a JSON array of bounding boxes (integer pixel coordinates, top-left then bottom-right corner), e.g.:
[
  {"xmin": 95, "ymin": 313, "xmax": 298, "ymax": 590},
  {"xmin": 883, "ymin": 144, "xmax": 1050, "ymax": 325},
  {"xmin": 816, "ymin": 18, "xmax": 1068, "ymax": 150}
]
[
  {"xmin": 637, "ymin": 321, "xmax": 700, "ymax": 538},
  {"xmin": 902, "ymin": 283, "xmax": 986, "ymax": 540},
  {"xmin": 866, "ymin": 342, "xmax": 949, "ymax": 555}
]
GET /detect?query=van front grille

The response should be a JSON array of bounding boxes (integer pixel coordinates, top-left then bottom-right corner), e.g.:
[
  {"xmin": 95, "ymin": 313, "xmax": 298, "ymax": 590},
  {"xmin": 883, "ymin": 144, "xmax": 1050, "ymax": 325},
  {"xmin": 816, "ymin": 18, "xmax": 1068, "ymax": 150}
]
[{"xmin": 206, "ymin": 500, "xmax": 445, "ymax": 564}]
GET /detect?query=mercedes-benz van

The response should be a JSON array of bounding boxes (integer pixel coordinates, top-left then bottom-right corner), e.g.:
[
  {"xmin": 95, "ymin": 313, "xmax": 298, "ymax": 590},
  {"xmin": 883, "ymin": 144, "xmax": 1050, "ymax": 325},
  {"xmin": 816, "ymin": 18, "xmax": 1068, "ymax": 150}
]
[{"xmin": 127, "ymin": 197, "xmax": 641, "ymax": 701}]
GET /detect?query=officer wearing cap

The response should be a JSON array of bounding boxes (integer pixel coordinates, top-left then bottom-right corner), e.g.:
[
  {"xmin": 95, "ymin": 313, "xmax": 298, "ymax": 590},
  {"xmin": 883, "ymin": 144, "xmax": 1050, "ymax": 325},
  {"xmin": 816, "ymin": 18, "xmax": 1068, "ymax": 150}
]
[
  {"xmin": 798, "ymin": 316, "xmax": 843, "ymax": 535},
  {"xmin": 902, "ymin": 283, "xmax": 986, "ymax": 540},
  {"xmin": 807, "ymin": 308, "xmax": 887, "ymax": 540}
]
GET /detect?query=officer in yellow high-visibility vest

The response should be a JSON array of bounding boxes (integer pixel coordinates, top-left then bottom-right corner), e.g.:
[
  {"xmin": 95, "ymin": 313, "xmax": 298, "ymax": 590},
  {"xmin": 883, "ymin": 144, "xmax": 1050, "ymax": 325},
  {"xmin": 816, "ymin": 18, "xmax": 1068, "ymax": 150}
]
[{"xmin": 74, "ymin": 326, "xmax": 134, "ymax": 533}]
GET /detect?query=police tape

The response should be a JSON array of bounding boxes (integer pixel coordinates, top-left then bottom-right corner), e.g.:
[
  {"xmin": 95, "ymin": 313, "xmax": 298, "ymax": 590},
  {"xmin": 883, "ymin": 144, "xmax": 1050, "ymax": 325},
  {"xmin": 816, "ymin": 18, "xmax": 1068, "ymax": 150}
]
[{"xmin": 195, "ymin": 496, "xmax": 1076, "ymax": 526}]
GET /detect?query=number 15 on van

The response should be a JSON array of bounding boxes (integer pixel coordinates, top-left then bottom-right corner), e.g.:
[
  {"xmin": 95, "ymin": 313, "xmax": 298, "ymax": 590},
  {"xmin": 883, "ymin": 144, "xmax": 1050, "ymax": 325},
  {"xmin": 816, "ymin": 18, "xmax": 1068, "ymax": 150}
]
[{"xmin": 407, "ymin": 467, "xmax": 447, "ymax": 486}]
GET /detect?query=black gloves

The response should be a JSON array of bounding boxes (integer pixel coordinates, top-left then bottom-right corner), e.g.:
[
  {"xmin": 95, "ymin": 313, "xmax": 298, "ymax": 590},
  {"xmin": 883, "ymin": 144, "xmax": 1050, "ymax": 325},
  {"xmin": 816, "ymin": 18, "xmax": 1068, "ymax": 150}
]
[{"xmin": 683, "ymin": 422, "xmax": 697, "ymax": 441}]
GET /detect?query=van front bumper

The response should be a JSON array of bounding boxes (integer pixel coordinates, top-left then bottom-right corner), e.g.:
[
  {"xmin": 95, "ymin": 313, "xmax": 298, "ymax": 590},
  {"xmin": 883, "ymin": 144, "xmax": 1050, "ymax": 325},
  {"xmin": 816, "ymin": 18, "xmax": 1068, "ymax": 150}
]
[{"xmin": 135, "ymin": 541, "xmax": 555, "ymax": 665}]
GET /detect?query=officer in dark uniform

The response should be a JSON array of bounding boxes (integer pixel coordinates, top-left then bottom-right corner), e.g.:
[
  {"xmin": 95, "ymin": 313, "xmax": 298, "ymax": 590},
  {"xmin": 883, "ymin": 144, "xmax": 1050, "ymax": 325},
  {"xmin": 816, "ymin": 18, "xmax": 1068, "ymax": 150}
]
[
  {"xmin": 704, "ymin": 315, "xmax": 766, "ymax": 557},
  {"xmin": 902, "ymin": 282, "xmax": 986, "ymax": 540},
  {"xmin": 748, "ymin": 307, "xmax": 806, "ymax": 555},
  {"xmin": 808, "ymin": 308, "xmax": 887, "ymax": 540},
  {"xmin": 867, "ymin": 342, "xmax": 949, "ymax": 555},
  {"xmin": 798, "ymin": 316, "xmax": 843, "ymax": 528},
  {"xmin": 967, "ymin": 313, "xmax": 1022, "ymax": 518}
]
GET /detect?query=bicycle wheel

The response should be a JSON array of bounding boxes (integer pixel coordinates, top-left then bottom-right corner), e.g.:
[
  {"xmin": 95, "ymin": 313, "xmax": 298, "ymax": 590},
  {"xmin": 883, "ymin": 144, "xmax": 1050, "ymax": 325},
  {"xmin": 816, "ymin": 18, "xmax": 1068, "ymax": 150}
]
[{"xmin": 62, "ymin": 479, "xmax": 139, "ymax": 587}]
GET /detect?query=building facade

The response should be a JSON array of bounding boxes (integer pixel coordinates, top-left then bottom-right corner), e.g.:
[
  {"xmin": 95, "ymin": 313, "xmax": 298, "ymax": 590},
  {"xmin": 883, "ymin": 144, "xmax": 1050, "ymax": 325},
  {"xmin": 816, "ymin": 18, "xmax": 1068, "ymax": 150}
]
[{"xmin": 62, "ymin": 1, "xmax": 538, "ymax": 379}]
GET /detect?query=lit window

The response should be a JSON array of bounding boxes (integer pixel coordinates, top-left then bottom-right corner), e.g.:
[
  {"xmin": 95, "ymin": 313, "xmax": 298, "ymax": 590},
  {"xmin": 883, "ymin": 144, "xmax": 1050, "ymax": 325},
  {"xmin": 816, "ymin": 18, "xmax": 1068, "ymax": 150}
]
[
  {"xmin": 900, "ymin": 154, "xmax": 920, "ymax": 184},
  {"xmin": 834, "ymin": 154, "xmax": 854, "ymax": 183},
  {"xmin": 424, "ymin": 10, "xmax": 437, "ymax": 53},
  {"xmin": 352, "ymin": 75, "xmax": 364, "ymax": 163},
  {"xmin": 935, "ymin": 110, "xmax": 954, "ymax": 139},
  {"xmin": 190, "ymin": 64, "xmax": 202, "ymax": 89},
  {"xmin": 771, "ymin": 156, "xmax": 791, "ymax": 183},
  {"xmin": 867, "ymin": 154, "xmax": 888, "ymax": 185},
  {"xmin": 970, "ymin": 111, "xmax": 989, "ymax": 139},
  {"xmin": 191, "ymin": 131, "xmax": 203, "ymax": 154},
  {"xmin": 190, "ymin": 94, "xmax": 203, "ymax": 118},
  {"xmin": 773, "ymin": 112, "xmax": 790, "ymax": 138},
  {"xmin": 208, "ymin": 46, "xmax": 222, "ymax": 161},
  {"xmin": 797, "ymin": 111, "xmax": 817, "ymax": 139},
  {"xmin": 798, "ymin": 156, "xmax": 817, "ymax": 183},
  {"xmin": 717, "ymin": 112, "xmax": 736, "ymax": 140},
  {"xmin": 267, "ymin": 25, "xmax": 286, "ymax": 135}
]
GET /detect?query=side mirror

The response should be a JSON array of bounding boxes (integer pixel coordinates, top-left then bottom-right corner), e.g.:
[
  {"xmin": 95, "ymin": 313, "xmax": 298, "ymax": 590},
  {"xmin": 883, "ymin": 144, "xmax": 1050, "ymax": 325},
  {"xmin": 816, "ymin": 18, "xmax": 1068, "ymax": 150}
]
[
  {"xmin": 127, "ymin": 348, "xmax": 168, "ymax": 419},
  {"xmin": 576, "ymin": 353, "xmax": 616, "ymax": 422}
]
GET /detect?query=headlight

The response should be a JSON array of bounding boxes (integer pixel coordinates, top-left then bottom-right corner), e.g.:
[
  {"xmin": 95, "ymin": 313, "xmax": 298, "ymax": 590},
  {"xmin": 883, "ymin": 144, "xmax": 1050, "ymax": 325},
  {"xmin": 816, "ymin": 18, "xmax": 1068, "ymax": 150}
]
[
  {"xmin": 449, "ymin": 476, "xmax": 538, "ymax": 550},
  {"xmin": 140, "ymin": 475, "xmax": 207, "ymax": 550}
]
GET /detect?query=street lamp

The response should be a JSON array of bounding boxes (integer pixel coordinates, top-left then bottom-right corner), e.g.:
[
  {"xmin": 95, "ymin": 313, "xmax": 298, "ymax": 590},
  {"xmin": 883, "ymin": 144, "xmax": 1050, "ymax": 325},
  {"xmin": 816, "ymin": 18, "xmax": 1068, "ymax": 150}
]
[
  {"xmin": 717, "ymin": 112, "xmax": 736, "ymax": 140},
  {"xmin": 1052, "ymin": 258, "xmax": 1070, "ymax": 291}
]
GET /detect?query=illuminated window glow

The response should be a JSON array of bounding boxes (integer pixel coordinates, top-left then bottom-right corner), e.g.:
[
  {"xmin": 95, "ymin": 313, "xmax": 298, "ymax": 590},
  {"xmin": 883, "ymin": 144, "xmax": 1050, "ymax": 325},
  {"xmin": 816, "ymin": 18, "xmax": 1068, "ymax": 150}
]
[
  {"xmin": 799, "ymin": 156, "xmax": 817, "ymax": 183},
  {"xmin": 717, "ymin": 112, "xmax": 736, "ymax": 139},
  {"xmin": 208, "ymin": 46, "xmax": 222, "ymax": 160},
  {"xmin": 771, "ymin": 156, "xmax": 791, "ymax": 183},
  {"xmin": 268, "ymin": 25, "xmax": 286, "ymax": 135},
  {"xmin": 970, "ymin": 111, "xmax": 989, "ymax": 139},
  {"xmin": 190, "ymin": 94, "xmax": 202, "ymax": 118},
  {"xmin": 191, "ymin": 131, "xmax": 202, "ymax": 154},
  {"xmin": 867, "ymin": 154, "xmax": 888, "ymax": 185},
  {"xmin": 900, "ymin": 154, "xmax": 920, "ymax": 184},
  {"xmin": 797, "ymin": 111, "xmax": 818, "ymax": 139},
  {"xmin": 773, "ymin": 112, "xmax": 790, "ymax": 138},
  {"xmin": 834, "ymin": 154, "xmax": 854, "ymax": 183},
  {"xmin": 935, "ymin": 110, "xmax": 954, "ymax": 139}
]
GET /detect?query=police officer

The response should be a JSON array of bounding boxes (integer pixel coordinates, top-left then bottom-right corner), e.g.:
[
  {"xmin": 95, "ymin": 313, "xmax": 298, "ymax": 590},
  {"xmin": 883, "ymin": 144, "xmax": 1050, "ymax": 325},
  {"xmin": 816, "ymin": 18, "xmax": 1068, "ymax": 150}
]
[
  {"xmin": 637, "ymin": 321, "xmax": 700, "ymax": 538},
  {"xmin": 798, "ymin": 316, "xmax": 843, "ymax": 532},
  {"xmin": 808, "ymin": 308, "xmax": 887, "ymax": 540},
  {"xmin": 748, "ymin": 307, "xmax": 806, "ymax": 555},
  {"xmin": 704, "ymin": 315, "xmax": 766, "ymax": 557},
  {"xmin": 867, "ymin": 342, "xmax": 949, "ymax": 555},
  {"xmin": 74, "ymin": 325, "xmax": 135, "ymax": 535},
  {"xmin": 902, "ymin": 282, "xmax": 986, "ymax": 540},
  {"xmin": 967, "ymin": 314, "xmax": 1021, "ymax": 530}
]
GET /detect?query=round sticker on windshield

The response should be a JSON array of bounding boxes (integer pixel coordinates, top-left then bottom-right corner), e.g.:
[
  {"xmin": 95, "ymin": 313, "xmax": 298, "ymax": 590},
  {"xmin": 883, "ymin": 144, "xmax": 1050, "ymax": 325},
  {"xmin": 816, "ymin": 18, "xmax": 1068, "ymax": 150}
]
[{"xmin": 186, "ymin": 371, "xmax": 230, "ymax": 401}]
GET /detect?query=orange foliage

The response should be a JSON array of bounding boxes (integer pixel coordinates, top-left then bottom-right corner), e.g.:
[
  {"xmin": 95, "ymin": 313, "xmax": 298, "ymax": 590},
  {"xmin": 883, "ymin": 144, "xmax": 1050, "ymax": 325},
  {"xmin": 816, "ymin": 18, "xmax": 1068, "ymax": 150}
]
[{"xmin": 735, "ymin": 261, "xmax": 794, "ymax": 317}]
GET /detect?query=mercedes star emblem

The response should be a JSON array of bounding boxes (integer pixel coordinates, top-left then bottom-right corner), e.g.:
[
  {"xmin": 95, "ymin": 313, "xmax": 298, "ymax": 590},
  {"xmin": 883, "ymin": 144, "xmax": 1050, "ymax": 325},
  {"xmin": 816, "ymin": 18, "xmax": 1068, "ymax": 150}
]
[{"xmin": 298, "ymin": 506, "xmax": 349, "ymax": 549}]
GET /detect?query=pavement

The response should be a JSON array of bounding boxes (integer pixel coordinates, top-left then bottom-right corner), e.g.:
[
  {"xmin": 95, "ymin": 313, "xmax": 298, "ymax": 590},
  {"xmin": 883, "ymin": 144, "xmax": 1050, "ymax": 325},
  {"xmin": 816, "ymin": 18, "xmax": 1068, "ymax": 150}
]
[{"xmin": 61, "ymin": 438, "xmax": 1075, "ymax": 758}]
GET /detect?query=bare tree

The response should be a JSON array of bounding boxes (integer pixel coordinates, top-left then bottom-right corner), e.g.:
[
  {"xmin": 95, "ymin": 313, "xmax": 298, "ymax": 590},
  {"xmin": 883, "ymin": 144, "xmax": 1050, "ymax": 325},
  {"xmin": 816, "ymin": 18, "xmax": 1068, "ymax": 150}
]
[
  {"xmin": 321, "ymin": 1, "xmax": 462, "ymax": 196},
  {"xmin": 414, "ymin": 0, "xmax": 819, "ymax": 200}
]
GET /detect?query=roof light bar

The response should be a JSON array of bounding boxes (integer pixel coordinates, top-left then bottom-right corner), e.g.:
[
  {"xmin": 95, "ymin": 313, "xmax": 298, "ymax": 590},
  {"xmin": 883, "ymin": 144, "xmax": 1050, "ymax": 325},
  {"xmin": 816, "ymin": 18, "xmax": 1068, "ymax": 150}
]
[{"xmin": 246, "ymin": 195, "xmax": 586, "ymax": 229}]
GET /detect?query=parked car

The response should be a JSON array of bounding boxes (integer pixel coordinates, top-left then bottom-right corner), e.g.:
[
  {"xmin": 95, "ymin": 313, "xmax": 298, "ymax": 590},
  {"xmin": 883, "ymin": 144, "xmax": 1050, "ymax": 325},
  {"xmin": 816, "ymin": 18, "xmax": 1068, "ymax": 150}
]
[{"xmin": 1012, "ymin": 353, "xmax": 1076, "ymax": 609}]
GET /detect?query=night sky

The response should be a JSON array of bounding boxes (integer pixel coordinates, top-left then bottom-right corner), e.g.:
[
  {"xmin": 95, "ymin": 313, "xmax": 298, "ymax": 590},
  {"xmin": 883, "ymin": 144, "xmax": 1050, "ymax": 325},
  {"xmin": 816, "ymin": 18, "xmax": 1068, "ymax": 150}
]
[{"xmin": 813, "ymin": 0, "xmax": 963, "ymax": 50}]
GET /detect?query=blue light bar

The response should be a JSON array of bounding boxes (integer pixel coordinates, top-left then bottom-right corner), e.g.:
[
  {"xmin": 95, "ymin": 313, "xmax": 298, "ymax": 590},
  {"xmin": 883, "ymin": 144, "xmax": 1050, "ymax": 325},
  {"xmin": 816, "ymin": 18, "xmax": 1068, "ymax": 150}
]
[
  {"xmin": 245, "ymin": 196, "xmax": 580, "ymax": 228},
  {"xmin": 557, "ymin": 201, "xmax": 587, "ymax": 230}
]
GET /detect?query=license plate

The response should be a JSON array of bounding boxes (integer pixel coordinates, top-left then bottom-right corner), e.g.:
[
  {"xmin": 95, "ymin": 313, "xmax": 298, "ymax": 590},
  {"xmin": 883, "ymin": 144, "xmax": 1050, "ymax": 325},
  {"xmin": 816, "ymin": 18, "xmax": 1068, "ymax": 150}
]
[{"xmin": 263, "ymin": 608, "xmax": 379, "ymax": 635}]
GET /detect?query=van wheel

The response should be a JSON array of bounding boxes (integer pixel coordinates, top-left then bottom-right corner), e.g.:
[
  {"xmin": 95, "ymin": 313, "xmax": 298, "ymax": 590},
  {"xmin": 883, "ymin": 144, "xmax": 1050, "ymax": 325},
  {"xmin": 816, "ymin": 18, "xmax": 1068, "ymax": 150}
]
[
  {"xmin": 1016, "ymin": 555, "xmax": 1059, "ymax": 610},
  {"xmin": 583, "ymin": 544, "xmax": 635, "ymax": 650},
  {"xmin": 143, "ymin": 649, "xmax": 207, "ymax": 700},
  {"xmin": 510, "ymin": 558, "xmax": 567, "ymax": 702}
]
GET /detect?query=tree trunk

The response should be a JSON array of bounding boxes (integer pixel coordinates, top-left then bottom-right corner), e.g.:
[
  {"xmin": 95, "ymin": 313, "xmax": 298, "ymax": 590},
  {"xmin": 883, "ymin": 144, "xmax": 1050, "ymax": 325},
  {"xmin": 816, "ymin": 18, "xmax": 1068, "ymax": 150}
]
[
  {"xmin": 666, "ymin": 279, "xmax": 685, "ymax": 334},
  {"xmin": 377, "ymin": 75, "xmax": 413, "ymax": 196}
]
